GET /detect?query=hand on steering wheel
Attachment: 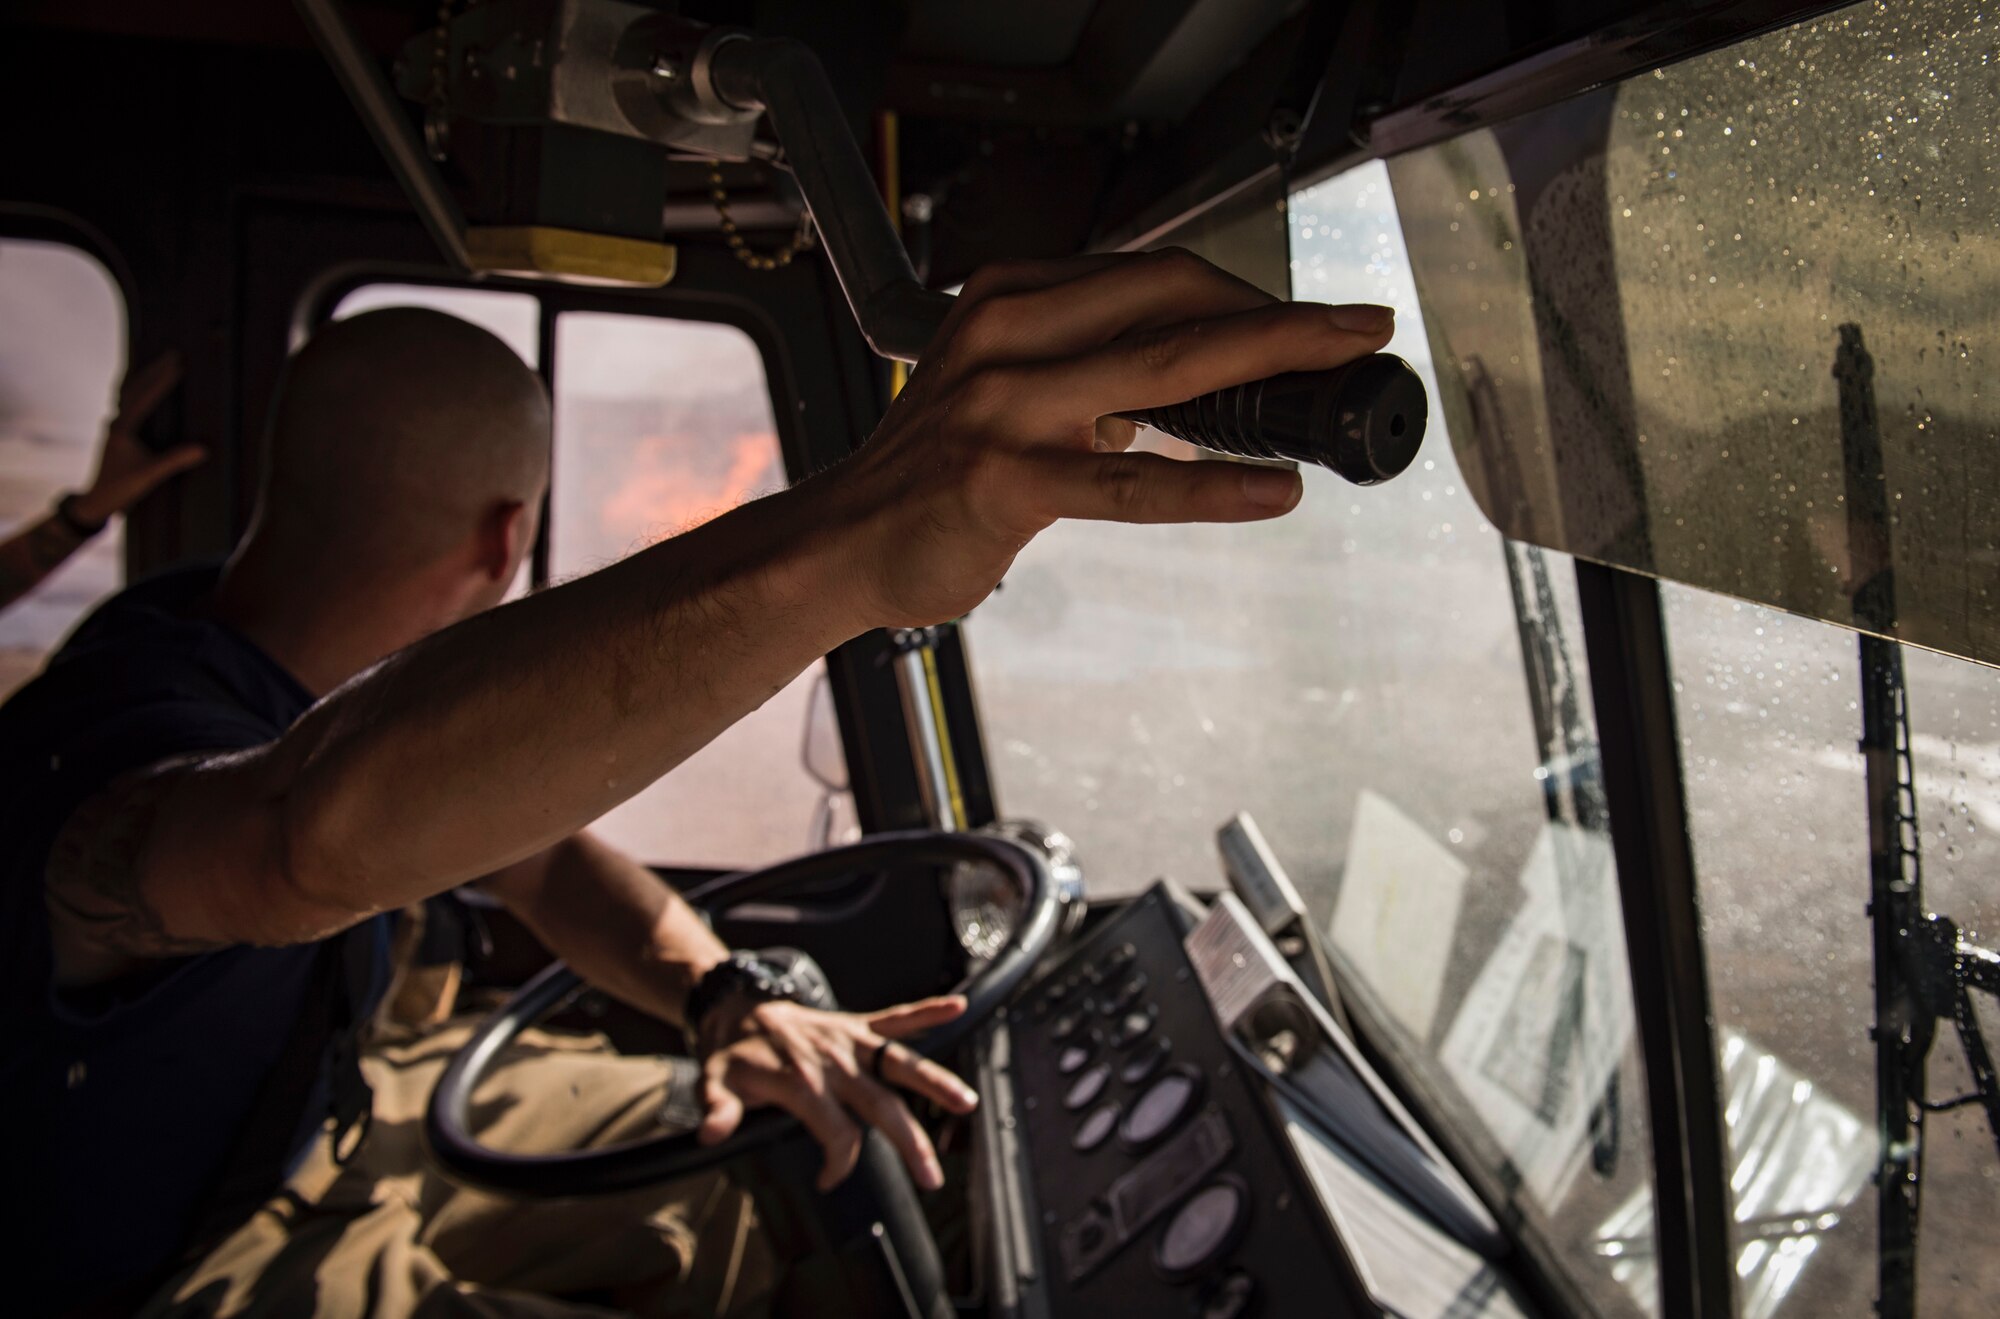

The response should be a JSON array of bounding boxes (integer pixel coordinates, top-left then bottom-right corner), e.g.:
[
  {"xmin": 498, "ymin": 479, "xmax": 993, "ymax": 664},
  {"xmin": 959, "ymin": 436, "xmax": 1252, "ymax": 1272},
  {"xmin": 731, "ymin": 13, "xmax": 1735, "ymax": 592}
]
[
  {"xmin": 428, "ymin": 831, "xmax": 1060, "ymax": 1199},
  {"xmin": 696, "ymin": 995, "xmax": 980, "ymax": 1192}
]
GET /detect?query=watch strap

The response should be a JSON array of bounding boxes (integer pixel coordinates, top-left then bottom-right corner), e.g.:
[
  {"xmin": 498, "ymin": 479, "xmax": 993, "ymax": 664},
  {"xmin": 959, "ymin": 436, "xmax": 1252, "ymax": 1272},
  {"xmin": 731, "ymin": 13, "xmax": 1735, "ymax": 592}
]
[
  {"xmin": 685, "ymin": 951, "xmax": 790, "ymax": 1040},
  {"xmin": 656, "ymin": 1054, "xmax": 706, "ymax": 1133},
  {"xmin": 684, "ymin": 947, "xmax": 836, "ymax": 1043},
  {"xmin": 54, "ymin": 492, "xmax": 108, "ymax": 540}
]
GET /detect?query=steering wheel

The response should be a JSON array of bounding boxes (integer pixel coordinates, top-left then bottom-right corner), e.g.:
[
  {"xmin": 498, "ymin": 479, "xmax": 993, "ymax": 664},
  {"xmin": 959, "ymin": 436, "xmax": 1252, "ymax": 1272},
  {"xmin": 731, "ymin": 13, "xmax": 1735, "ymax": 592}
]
[{"xmin": 425, "ymin": 830, "xmax": 1059, "ymax": 1198}]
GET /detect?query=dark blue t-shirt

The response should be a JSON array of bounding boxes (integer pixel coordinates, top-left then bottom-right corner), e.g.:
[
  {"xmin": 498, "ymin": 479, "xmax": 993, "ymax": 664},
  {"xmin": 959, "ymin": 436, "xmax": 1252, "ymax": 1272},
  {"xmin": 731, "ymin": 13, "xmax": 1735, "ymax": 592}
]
[{"xmin": 0, "ymin": 564, "xmax": 390, "ymax": 1309}]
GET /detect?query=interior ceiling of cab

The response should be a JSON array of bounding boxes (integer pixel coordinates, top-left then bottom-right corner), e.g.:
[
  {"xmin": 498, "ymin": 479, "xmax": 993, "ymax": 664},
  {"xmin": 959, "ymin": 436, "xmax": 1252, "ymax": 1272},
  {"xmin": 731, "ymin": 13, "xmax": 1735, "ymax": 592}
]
[{"xmin": 12, "ymin": 0, "xmax": 1842, "ymax": 283}]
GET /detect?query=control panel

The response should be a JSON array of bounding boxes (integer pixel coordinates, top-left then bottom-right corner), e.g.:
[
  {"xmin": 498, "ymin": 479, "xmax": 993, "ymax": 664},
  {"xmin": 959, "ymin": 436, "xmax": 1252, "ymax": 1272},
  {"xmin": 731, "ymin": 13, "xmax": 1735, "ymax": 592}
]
[{"xmin": 999, "ymin": 884, "xmax": 1375, "ymax": 1318}]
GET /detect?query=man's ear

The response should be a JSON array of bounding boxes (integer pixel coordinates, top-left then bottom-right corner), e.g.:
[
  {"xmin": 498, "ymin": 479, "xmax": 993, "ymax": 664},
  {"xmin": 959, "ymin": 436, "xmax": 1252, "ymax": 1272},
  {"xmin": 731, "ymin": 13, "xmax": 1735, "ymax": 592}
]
[{"xmin": 473, "ymin": 499, "xmax": 529, "ymax": 583}]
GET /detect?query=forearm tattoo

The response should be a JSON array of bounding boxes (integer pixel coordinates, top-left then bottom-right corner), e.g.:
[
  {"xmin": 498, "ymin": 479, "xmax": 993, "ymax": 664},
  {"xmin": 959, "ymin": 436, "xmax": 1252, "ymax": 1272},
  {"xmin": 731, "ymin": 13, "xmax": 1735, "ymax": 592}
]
[{"xmin": 43, "ymin": 763, "xmax": 231, "ymax": 959}]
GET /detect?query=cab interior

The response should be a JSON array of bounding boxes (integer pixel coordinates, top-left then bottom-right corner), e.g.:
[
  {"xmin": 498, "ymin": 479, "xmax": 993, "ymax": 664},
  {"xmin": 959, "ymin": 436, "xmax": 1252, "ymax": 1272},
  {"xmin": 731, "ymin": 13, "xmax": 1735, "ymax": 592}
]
[{"xmin": 4, "ymin": 1, "xmax": 1997, "ymax": 1316}]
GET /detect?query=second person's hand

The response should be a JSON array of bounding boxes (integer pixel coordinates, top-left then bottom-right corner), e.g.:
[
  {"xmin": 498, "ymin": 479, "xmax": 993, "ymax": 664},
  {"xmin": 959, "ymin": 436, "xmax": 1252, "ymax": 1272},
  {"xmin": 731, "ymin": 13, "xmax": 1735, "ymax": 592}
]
[{"xmin": 73, "ymin": 351, "xmax": 208, "ymax": 526}]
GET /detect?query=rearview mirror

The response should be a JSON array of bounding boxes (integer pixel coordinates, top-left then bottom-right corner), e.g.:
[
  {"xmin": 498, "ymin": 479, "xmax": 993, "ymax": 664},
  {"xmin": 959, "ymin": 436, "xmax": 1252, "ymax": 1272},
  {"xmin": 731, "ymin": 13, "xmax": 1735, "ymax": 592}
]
[{"xmin": 801, "ymin": 670, "xmax": 848, "ymax": 791}]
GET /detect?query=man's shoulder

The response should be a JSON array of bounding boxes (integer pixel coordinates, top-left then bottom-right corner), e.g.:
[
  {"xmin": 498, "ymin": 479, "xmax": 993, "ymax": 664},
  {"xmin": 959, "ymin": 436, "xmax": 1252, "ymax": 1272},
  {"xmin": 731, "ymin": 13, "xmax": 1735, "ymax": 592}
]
[
  {"xmin": 0, "ymin": 564, "xmax": 304, "ymax": 873},
  {"xmin": 1, "ymin": 562, "xmax": 297, "ymax": 742},
  {"xmin": 46, "ymin": 560, "xmax": 230, "ymax": 674}
]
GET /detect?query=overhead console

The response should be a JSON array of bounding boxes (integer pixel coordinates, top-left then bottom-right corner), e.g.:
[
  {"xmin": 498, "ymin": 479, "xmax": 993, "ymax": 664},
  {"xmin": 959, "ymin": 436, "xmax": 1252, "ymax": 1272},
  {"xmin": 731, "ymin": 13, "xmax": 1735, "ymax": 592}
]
[{"xmin": 973, "ymin": 882, "xmax": 1540, "ymax": 1319}]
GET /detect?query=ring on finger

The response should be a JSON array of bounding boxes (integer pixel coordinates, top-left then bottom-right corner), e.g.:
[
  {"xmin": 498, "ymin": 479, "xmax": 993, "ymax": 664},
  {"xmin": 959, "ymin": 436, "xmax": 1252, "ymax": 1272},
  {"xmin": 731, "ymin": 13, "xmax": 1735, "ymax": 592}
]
[{"xmin": 868, "ymin": 1040, "xmax": 899, "ymax": 1082}]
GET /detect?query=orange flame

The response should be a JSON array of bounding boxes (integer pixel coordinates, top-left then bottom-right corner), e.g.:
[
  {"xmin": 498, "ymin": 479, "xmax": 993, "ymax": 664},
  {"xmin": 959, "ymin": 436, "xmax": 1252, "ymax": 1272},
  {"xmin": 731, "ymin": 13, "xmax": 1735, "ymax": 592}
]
[{"xmin": 600, "ymin": 430, "xmax": 782, "ymax": 548}]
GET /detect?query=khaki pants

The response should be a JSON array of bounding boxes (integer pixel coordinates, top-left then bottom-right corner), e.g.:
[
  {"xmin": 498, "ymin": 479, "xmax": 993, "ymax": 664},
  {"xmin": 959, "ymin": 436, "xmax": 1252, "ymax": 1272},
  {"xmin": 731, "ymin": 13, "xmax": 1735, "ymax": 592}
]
[{"xmin": 138, "ymin": 1023, "xmax": 773, "ymax": 1318}]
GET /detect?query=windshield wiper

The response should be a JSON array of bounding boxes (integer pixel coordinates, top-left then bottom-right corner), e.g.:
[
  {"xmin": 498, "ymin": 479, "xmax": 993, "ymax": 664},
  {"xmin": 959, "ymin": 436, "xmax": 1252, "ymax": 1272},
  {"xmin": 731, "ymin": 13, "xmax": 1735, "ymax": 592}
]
[
  {"xmin": 1838, "ymin": 323, "xmax": 2000, "ymax": 1319},
  {"xmin": 1903, "ymin": 915, "xmax": 2000, "ymax": 1132}
]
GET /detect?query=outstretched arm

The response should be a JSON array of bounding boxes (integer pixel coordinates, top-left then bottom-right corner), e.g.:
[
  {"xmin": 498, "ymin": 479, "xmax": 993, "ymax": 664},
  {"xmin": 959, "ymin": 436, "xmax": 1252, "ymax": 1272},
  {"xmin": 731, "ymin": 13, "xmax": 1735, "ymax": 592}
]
[
  {"xmin": 0, "ymin": 352, "xmax": 205, "ymax": 611},
  {"xmin": 44, "ymin": 252, "xmax": 1393, "ymax": 985}
]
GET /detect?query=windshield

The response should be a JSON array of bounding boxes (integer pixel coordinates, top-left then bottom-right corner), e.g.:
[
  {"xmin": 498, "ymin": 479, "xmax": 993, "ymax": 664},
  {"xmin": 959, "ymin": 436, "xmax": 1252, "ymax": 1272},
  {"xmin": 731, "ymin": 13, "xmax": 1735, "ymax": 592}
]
[
  {"xmin": 967, "ymin": 5, "xmax": 1999, "ymax": 1315},
  {"xmin": 1381, "ymin": 3, "xmax": 1999, "ymax": 1313},
  {"xmin": 965, "ymin": 159, "xmax": 1656, "ymax": 1315}
]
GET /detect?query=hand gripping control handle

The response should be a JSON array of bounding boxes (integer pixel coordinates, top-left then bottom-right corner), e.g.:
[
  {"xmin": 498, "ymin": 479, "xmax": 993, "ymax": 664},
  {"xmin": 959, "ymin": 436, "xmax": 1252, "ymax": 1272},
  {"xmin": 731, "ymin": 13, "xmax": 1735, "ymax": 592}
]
[{"xmin": 702, "ymin": 35, "xmax": 1426, "ymax": 486}]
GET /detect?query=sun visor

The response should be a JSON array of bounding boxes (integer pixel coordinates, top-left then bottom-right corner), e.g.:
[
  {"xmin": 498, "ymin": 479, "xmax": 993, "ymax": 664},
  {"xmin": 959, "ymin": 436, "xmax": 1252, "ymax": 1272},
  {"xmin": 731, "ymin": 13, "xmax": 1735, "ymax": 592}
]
[
  {"xmin": 1385, "ymin": 2, "xmax": 2000, "ymax": 667},
  {"xmin": 1141, "ymin": 171, "xmax": 1293, "ymax": 302}
]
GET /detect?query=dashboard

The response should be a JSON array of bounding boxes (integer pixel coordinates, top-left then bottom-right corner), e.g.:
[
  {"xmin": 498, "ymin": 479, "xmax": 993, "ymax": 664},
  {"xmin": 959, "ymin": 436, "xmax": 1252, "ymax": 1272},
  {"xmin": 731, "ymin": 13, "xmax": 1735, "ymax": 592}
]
[{"xmin": 971, "ymin": 881, "xmax": 1541, "ymax": 1319}]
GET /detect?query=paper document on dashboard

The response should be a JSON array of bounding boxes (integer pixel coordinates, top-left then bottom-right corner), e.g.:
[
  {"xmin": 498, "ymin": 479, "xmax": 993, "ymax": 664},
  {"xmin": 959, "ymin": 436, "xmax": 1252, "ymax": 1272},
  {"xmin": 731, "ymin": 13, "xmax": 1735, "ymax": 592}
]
[
  {"xmin": 1329, "ymin": 789, "xmax": 1469, "ymax": 1042},
  {"xmin": 1440, "ymin": 821, "xmax": 1633, "ymax": 1206},
  {"xmin": 1284, "ymin": 1101, "xmax": 1532, "ymax": 1319}
]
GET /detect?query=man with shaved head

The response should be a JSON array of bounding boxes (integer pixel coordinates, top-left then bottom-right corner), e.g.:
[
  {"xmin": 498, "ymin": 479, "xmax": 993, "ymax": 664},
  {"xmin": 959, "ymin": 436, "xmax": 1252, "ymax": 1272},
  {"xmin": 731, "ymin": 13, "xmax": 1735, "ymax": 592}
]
[
  {"xmin": 249, "ymin": 311, "xmax": 550, "ymax": 595},
  {"xmin": 2, "ymin": 261, "xmax": 1393, "ymax": 1316},
  {"xmin": 217, "ymin": 310, "xmax": 554, "ymax": 693}
]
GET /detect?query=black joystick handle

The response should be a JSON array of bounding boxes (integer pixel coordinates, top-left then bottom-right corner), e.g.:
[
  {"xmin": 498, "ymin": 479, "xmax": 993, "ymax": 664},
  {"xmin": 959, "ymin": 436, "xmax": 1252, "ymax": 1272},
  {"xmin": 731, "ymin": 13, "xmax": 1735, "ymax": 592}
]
[{"xmin": 1121, "ymin": 353, "xmax": 1427, "ymax": 487}]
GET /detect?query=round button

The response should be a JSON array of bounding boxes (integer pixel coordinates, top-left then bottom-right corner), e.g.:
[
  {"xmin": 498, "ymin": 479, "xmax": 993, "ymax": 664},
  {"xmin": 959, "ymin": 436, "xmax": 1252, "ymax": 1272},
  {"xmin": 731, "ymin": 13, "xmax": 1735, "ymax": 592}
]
[
  {"xmin": 1057, "ymin": 1042, "xmax": 1094, "ymax": 1076},
  {"xmin": 1120, "ymin": 1067, "xmax": 1201, "ymax": 1151},
  {"xmin": 1104, "ymin": 967, "xmax": 1152, "ymax": 1019},
  {"xmin": 1052, "ymin": 1010, "xmax": 1085, "ymax": 1042},
  {"xmin": 1039, "ymin": 969, "xmax": 1086, "ymax": 1013},
  {"xmin": 1121, "ymin": 1035, "xmax": 1172, "ymax": 1086},
  {"xmin": 1112, "ymin": 1005, "xmax": 1157, "ymax": 1049},
  {"xmin": 1065, "ymin": 1062, "xmax": 1113, "ymax": 1111},
  {"xmin": 1156, "ymin": 1178, "xmax": 1250, "ymax": 1283},
  {"xmin": 1072, "ymin": 1100, "xmax": 1121, "ymax": 1152},
  {"xmin": 1199, "ymin": 1270, "xmax": 1257, "ymax": 1319},
  {"xmin": 1102, "ymin": 942, "xmax": 1137, "ymax": 975}
]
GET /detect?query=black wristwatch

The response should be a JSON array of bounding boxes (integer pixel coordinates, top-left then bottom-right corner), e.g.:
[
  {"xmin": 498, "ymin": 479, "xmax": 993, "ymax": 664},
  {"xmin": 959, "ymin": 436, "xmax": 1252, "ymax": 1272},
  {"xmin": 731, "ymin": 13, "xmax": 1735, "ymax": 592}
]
[
  {"xmin": 684, "ymin": 948, "xmax": 834, "ymax": 1043},
  {"xmin": 54, "ymin": 492, "xmax": 108, "ymax": 541}
]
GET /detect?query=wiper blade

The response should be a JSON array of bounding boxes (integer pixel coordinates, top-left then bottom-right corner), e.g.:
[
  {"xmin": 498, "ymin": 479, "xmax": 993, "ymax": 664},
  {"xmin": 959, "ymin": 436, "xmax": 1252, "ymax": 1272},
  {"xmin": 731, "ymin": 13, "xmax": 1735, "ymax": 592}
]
[
  {"xmin": 1840, "ymin": 323, "xmax": 2000, "ymax": 1318},
  {"xmin": 1904, "ymin": 916, "xmax": 2000, "ymax": 1144}
]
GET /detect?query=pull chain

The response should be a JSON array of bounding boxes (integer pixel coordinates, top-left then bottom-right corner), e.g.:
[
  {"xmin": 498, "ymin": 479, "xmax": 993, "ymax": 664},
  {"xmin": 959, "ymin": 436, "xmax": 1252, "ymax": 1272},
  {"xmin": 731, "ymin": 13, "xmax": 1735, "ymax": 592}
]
[
  {"xmin": 709, "ymin": 162, "xmax": 813, "ymax": 271},
  {"xmin": 424, "ymin": 0, "xmax": 458, "ymax": 161}
]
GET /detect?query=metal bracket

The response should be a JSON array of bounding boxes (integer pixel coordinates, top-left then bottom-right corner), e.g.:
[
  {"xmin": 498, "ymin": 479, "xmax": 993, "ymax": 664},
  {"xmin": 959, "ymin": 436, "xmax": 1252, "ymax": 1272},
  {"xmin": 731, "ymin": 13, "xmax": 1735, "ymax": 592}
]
[
  {"xmin": 374, "ymin": 1, "xmax": 949, "ymax": 353},
  {"xmin": 294, "ymin": 0, "xmax": 471, "ymax": 271}
]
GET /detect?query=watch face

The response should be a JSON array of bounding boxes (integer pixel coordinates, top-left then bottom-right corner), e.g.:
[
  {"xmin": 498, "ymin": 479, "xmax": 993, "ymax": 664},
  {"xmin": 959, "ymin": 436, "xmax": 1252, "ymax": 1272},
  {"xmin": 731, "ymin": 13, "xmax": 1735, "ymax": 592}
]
[
  {"xmin": 694, "ymin": 949, "xmax": 838, "ymax": 1039},
  {"xmin": 759, "ymin": 947, "xmax": 836, "ymax": 1010},
  {"xmin": 733, "ymin": 955, "xmax": 786, "ymax": 1004}
]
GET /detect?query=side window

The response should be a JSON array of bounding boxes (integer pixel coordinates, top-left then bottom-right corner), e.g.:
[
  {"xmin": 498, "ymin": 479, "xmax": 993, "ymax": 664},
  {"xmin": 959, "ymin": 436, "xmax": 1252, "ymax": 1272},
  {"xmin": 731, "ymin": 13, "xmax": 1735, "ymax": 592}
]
[
  {"xmin": 333, "ymin": 283, "xmax": 541, "ymax": 367},
  {"xmin": 0, "ymin": 239, "xmax": 127, "ymax": 699},
  {"xmin": 549, "ymin": 311, "xmax": 845, "ymax": 868},
  {"xmin": 1663, "ymin": 587, "xmax": 1999, "ymax": 1315}
]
